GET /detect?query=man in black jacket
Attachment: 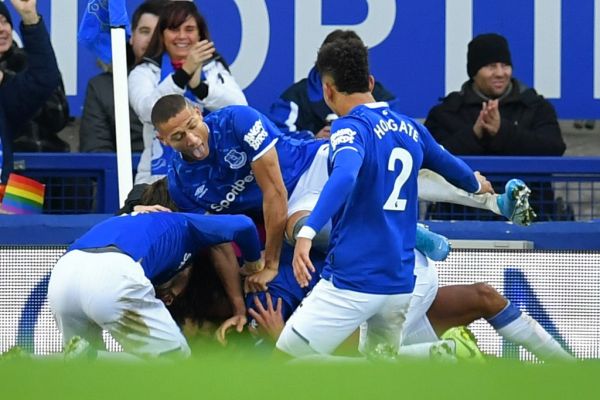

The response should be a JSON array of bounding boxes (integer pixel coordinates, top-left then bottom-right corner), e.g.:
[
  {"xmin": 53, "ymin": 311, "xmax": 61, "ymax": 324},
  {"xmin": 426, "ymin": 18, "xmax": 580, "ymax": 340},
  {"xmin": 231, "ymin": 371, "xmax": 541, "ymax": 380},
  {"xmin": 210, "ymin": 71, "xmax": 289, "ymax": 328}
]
[
  {"xmin": 425, "ymin": 33, "xmax": 567, "ymax": 220},
  {"xmin": 0, "ymin": 0, "xmax": 69, "ymax": 153},
  {"xmin": 0, "ymin": 0, "xmax": 61, "ymax": 187}
]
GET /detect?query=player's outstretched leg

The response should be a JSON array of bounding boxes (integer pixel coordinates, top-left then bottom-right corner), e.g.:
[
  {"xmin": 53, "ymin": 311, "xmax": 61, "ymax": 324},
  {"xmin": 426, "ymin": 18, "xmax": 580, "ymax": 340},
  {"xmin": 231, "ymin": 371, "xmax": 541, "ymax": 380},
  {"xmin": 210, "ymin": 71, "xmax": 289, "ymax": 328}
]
[
  {"xmin": 428, "ymin": 283, "xmax": 574, "ymax": 362},
  {"xmin": 440, "ymin": 326, "xmax": 485, "ymax": 362},
  {"xmin": 488, "ymin": 301, "xmax": 575, "ymax": 362},
  {"xmin": 416, "ymin": 224, "xmax": 451, "ymax": 261},
  {"xmin": 496, "ymin": 179, "xmax": 536, "ymax": 226}
]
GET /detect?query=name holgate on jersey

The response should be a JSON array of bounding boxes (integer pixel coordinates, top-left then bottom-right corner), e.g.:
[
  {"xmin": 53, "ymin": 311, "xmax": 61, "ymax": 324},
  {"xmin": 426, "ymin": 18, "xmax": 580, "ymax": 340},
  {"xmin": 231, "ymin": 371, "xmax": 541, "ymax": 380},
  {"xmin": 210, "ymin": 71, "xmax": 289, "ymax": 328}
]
[
  {"xmin": 209, "ymin": 171, "xmax": 255, "ymax": 212},
  {"xmin": 373, "ymin": 118, "xmax": 419, "ymax": 142}
]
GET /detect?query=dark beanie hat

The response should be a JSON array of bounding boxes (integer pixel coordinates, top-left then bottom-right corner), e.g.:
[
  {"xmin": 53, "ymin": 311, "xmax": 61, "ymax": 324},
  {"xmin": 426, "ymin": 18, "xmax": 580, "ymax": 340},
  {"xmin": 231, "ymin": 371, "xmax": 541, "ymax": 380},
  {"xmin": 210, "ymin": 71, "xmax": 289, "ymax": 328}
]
[
  {"xmin": 0, "ymin": 2, "xmax": 12, "ymax": 27},
  {"xmin": 467, "ymin": 33, "xmax": 512, "ymax": 78}
]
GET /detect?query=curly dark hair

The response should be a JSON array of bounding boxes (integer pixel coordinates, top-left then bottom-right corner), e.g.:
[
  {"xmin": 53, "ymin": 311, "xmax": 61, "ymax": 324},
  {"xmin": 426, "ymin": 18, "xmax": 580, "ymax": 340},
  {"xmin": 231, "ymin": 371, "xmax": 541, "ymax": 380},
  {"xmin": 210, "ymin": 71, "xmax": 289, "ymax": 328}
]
[
  {"xmin": 167, "ymin": 250, "xmax": 232, "ymax": 326},
  {"xmin": 316, "ymin": 37, "xmax": 370, "ymax": 94}
]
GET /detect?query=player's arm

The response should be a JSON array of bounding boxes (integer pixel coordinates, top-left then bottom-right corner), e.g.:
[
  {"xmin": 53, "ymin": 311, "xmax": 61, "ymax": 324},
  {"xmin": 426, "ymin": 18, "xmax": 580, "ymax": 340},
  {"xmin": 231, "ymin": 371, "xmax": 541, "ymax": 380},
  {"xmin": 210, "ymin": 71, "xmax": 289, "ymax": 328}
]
[
  {"xmin": 419, "ymin": 122, "xmax": 490, "ymax": 194},
  {"xmin": 245, "ymin": 147, "xmax": 288, "ymax": 292},
  {"xmin": 294, "ymin": 145, "xmax": 363, "ymax": 287},
  {"xmin": 211, "ymin": 242, "xmax": 247, "ymax": 343}
]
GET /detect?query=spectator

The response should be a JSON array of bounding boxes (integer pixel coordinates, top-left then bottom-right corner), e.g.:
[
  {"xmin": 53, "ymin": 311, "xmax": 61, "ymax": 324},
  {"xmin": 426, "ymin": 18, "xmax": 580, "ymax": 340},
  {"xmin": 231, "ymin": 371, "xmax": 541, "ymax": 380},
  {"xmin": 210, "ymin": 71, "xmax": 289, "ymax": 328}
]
[
  {"xmin": 425, "ymin": 33, "xmax": 567, "ymax": 220},
  {"xmin": 0, "ymin": 0, "xmax": 69, "ymax": 153},
  {"xmin": 129, "ymin": 1, "xmax": 246, "ymax": 184},
  {"xmin": 268, "ymin": 29, "xmax": 400, "ymax": 139},
  {"xmin": 0, "ymin": 0, "xmax": 61, "ymax": 186},
  {"xmin": 79, "ymin": 0, "xmax": 168, "ymax": 153}
]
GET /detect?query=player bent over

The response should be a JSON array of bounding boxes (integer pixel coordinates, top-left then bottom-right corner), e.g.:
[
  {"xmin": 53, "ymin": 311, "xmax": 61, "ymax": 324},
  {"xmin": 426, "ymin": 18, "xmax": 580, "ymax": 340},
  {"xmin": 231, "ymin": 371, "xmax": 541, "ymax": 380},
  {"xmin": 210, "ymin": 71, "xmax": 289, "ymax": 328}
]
[{"xmin": 47, "ymin": 211, "xmax": 262, "ymax": 359}]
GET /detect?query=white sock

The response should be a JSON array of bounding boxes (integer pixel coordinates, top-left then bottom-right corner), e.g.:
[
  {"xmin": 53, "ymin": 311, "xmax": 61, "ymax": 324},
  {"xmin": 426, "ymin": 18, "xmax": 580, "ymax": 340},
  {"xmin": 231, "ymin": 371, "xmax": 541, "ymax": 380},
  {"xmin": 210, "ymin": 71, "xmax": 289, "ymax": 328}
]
[
  {"xmin": 398, "ymin": 340, "xmax": 455, "ymax": 359},
  {"xmin": 418, "ymin": 169, "xmax": 501, "ymax": 215},
  {"xmin": 495, "ymin": 313, "xmax": 574, "ymax": 361},
  {"xmin": 401, "ymin": 315, "xmax": 439, "ymax": 346}
]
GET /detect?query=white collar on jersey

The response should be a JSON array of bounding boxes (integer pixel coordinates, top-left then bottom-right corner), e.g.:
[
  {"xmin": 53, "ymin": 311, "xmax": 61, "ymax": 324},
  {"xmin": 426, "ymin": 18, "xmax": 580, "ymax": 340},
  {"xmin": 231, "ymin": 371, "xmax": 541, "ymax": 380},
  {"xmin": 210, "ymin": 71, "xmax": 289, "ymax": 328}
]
[{"xmin": 364, "ymin": 101, "xmax": 389, "ymax": 109}]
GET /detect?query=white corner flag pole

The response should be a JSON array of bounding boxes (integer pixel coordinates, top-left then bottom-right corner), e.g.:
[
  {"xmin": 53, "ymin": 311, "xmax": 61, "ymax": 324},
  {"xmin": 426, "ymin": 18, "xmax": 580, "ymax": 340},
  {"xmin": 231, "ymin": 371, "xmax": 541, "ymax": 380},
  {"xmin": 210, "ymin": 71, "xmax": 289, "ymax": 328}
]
[{"xmin": 110, "ymin": 27, "xmax": 133, "ymax": 207}]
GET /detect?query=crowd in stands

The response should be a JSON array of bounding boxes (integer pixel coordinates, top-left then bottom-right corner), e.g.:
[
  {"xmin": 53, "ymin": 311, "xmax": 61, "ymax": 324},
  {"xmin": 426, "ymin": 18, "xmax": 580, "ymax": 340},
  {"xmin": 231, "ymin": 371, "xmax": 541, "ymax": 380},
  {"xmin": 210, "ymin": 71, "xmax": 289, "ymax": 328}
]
[
  {"xmin": 0, "ymin": 0, "xmax": 582, "ymax": 220},
  {"xmin": 0, "ymin": 0, "xmax": 581, "ymax": 362}
]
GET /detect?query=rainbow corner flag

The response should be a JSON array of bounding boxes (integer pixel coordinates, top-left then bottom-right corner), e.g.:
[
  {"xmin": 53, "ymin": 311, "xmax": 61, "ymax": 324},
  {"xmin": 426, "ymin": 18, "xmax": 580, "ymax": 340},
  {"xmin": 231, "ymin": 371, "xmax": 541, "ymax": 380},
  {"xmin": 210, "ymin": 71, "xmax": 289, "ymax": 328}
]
[{"xmin": 0, "ymin": 174, "xmax": 45, "ymax": 214}]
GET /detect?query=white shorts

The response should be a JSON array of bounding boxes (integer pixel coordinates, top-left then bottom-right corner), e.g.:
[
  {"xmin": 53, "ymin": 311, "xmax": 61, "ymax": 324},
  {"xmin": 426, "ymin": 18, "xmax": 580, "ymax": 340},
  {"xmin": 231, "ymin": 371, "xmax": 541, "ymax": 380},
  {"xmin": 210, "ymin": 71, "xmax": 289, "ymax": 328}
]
[
  {"xmin": 287, "ymin": 143, "xmax": 330, "ymax": 217},
  {"xmin": 400, "ymin": 250, "xmax": 439, "ymax": 345},
  {"xmin": 276, "ymin": 278, "xmax": 412, "ymax": 357},
  {"xmin": 47, "ymin": 250, "xmax": 190, "ymax": 358}
]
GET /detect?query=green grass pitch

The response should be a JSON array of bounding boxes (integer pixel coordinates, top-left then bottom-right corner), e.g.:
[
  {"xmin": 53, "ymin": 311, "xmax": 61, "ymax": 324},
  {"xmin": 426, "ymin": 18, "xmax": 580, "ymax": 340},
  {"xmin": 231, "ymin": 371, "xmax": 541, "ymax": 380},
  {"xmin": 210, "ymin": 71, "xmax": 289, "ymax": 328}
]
[{"xmin": 1, "ymin": 344, "xmax": 598, "ymax": 400}]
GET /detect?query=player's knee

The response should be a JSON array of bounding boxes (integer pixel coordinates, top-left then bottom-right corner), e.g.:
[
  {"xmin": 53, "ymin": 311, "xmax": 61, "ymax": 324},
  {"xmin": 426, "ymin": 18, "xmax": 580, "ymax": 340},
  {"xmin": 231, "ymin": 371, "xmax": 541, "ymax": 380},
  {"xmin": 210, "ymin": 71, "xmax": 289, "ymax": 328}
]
[
  {"xmin": 276, "ymin": 326, "xmax": 320, "ymax": 358},
  {"xmin": 472, "ymin": 282, "xmax": 507, "ymax": 317},
  {"xmin": 285, "ymin": 212, "xmax": 310, "ymax": 246}
]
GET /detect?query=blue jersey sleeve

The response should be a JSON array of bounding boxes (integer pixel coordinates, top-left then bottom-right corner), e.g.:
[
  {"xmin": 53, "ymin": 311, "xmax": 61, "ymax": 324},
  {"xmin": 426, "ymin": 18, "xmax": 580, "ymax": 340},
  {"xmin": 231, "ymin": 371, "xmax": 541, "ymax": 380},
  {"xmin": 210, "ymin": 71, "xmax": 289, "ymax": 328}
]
[
  {"xmin": 418, "ymin": 122, "xmax": 480, "ymax": 193},
  {"xmin": 184, "ymin": 213, "xmax": 262, "ymax": 262},
  {"xmin": 304, "ymin": 124, "xmax": 365, "ymax": 233},
  {"xmin": 328, "ymin": 118, "xmax": 366, "ymax": 162},
  {"xmin": 230, "ymin": 106, "xmax": 279, "ymax": 162}
]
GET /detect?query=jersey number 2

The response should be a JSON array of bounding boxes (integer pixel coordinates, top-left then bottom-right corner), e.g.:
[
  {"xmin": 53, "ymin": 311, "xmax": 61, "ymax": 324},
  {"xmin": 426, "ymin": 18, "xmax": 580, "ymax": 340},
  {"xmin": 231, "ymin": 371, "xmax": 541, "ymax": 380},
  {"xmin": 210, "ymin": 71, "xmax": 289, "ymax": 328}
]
[{"xmin": 383, "ymin": 147, "xmax": 413, "ymax": 211}]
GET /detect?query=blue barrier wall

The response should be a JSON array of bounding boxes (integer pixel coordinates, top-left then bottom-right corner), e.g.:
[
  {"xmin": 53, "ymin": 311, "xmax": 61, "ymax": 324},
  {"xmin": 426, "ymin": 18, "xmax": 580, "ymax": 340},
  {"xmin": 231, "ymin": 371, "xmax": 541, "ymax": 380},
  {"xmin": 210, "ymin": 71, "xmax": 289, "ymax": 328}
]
[
  {"xmin": 0, "ymin": 215, "xmax": 598, "ymax": 250},
  {"xmin": 6, "ymin": 0, "xmax": 600, "ymax": 118}
]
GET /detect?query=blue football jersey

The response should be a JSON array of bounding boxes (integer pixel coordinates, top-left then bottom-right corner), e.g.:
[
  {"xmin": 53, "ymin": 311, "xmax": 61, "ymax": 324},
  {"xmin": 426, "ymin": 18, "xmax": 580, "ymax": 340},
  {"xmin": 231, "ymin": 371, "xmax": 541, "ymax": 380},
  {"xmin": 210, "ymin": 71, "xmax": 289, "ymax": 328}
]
[
  {"xmin": 307, "ymin": 102, "xmax": 478, "ymax": 294},
  {"xmin": 167, "ymin": 106, "xmax": 323, "ymax": 214},
  {"xmin": 246, "ymin": 244, "xmax": 324, "ymax": 321},
  {"xmin": 68, "ymin": 212, "xmax": 262, "ymax": 285}
]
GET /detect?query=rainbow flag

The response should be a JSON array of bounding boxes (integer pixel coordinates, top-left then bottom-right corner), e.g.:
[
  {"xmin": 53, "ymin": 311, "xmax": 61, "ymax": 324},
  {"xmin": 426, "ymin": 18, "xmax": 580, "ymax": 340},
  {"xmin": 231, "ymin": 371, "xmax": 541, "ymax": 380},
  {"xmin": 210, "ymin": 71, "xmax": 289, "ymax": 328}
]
[{"xmin": 0, "ymin": 174, "xmax": 45, "ymax": 214}]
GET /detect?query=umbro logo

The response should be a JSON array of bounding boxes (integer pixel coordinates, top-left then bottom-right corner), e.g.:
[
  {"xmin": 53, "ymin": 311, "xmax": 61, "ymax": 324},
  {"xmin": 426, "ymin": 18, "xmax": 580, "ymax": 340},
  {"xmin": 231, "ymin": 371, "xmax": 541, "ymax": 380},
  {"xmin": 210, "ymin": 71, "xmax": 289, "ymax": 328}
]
[{"xmin": 195, "ymin": 184, "xmax": 208, "ymax": 199}]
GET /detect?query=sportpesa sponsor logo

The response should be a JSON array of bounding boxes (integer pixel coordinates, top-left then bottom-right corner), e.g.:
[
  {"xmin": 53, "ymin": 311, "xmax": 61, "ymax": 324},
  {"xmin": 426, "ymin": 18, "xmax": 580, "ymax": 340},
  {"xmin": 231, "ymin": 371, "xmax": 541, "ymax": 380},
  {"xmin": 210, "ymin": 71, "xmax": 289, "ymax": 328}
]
[
  {"xmin": 244, "ymin": 120, "xmax": 269, "ymax": 150},
  {"xmin": 330, "ymin": 128, "xmax": 357, "ymax": 150},
  {"xmin": 210, "ymin": 172, "xmax": 255, "ymax": 212}
]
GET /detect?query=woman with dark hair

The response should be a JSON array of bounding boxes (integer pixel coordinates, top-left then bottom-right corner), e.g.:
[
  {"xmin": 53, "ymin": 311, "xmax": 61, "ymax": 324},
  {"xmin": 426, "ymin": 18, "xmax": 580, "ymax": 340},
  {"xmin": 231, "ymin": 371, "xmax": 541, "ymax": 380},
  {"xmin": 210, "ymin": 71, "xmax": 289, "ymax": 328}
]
[{"xmin": 129, "ymin": 1, "xmax": 247, "ymax": 185}]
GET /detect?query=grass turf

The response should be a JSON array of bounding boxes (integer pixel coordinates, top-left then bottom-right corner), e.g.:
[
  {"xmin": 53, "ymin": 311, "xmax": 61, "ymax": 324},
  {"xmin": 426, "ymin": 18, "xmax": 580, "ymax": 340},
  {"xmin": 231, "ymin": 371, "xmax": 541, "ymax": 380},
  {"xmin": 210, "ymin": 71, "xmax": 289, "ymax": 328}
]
[{"xmin": 1, "ymin": 342, "xmax": 598, "ymax": 400}]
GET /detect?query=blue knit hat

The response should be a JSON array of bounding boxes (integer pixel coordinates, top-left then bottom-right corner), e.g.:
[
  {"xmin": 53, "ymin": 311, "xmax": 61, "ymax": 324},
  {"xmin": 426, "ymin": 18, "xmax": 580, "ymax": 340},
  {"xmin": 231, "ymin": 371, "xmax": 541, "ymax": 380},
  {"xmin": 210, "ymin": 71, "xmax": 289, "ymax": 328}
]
[{"xmin": 0, "ymin": 2, "xmax": 13, "ymax": 28}]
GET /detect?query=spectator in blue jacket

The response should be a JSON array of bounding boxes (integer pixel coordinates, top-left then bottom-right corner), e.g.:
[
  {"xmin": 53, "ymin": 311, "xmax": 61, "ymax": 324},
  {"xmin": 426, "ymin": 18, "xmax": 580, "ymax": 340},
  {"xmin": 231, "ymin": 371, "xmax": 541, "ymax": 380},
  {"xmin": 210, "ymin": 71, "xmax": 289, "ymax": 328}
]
[
  {"xmin": 0, "ymin": 0, "xmax": 61, "ymax": 185},
  {"xmin": 268, "ymin": 29, "xmax": 400, "ymax": 139}
]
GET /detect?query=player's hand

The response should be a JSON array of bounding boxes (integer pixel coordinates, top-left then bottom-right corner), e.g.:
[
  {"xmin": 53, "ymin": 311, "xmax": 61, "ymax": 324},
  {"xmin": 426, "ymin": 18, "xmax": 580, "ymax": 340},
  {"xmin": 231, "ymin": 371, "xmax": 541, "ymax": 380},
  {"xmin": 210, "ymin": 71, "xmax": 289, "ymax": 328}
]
[
  {"xmin": 239, "ymin": 255, "xmax": 265, "ymax": 276},
  {"xmin": 11, "ymin": 0, "xmax": 39, "ymax": 25},
  {"xmin": 244, "ymin": 267, "xmax": 278, "ymax": 293},
  {"xmin": 215, "ymin": 314, "xmax": 247, "ymax": 346},
  {"xmin": 133, "ymin": 204, "xmax": 173, "ymax": 213},
  {"xmin": 474, "ymin": 171, "xmax": 495, "ymax": 194},
  {"xmin": 247, "ymin": 293, "xmax": 284, "ymax": 342},
  {"xmin": 292, "ymin": 237, "xmax": 315, "ymax": 288},
  {"xmin": 182, "ymin": 40, "xmax": 215, "ymax": 76}
]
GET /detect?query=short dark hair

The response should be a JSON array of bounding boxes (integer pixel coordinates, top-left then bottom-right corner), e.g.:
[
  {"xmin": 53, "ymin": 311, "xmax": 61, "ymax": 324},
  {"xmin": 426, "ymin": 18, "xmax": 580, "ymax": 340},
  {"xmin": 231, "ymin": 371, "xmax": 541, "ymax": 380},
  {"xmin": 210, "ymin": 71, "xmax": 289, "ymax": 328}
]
[
  {"xmin": 151, "ymin": 94, "xmax": 187, "ymax": 128},
  {"xmin": 140, "ymin": 178, "xmax": 178, "ymax": 211},
  {"xmin": 131, "ymin": 0, "xmax": 168, "ymax": 31},
  {"xmin": 316, "ymin": 37, "xmax": 370, "ymax": 94},
  {"xmin": 322, "ymin": 29, "xmax": 361, "ymax": 46},
  {"xmin": 144, "ymin": 1, "xmax": 211, "ymax": 60}
]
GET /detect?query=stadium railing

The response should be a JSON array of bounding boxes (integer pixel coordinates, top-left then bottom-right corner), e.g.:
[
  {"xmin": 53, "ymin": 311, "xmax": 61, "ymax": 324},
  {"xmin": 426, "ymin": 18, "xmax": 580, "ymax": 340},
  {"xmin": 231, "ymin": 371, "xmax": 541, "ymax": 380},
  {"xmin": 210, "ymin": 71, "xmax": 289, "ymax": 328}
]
[
  {"xmin": 423, "ymin": 156, "xmax": 600, "ymax": 221},
  {"xmin": 12, "ymin": 152, "xmax": 141, "ymax": 214},
  {"xmin": 12, "ymin": 153, "xmax": 600, "ymax": 219}
]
